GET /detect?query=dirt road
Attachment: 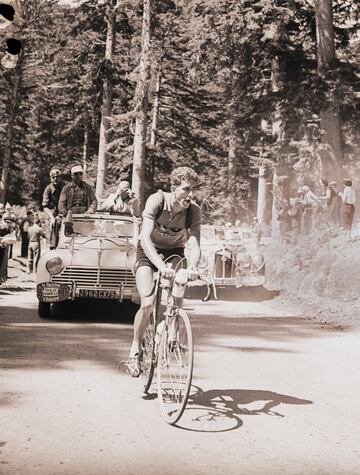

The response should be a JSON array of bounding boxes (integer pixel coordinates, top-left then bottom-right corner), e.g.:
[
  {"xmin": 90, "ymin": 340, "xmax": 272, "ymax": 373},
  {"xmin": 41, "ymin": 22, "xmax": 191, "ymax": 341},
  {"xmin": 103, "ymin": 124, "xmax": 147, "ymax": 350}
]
[{"xmin": 1, "ymin": 289, "xmax": 359, "ymax": 475}]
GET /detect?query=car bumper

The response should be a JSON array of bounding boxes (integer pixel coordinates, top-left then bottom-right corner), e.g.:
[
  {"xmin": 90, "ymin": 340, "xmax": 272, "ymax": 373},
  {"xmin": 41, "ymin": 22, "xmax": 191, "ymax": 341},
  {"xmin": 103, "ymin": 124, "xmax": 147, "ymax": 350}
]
[
  {"xmin": 37, "ymin": 282, "xmax": 135, "ymax": 302},
  {"xmin": 214, "ymin": 275, "xmax": 265, "ymax": 287}
]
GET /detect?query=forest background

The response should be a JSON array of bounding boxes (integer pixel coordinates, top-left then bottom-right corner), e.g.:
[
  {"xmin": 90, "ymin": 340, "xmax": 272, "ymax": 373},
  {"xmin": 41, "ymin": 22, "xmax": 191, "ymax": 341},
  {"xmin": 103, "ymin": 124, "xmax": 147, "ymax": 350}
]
[{"xmin": 0, "ymin": 0, "xmax": 359, "ymax": 224}]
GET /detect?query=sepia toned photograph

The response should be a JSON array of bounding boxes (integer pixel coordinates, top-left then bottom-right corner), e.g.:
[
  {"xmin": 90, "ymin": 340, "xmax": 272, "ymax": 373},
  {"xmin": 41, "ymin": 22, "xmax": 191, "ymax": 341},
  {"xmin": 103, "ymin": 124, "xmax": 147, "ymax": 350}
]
[{"xmin": 0, "ymin": 1, "xmax": 359, "ymax": 474}]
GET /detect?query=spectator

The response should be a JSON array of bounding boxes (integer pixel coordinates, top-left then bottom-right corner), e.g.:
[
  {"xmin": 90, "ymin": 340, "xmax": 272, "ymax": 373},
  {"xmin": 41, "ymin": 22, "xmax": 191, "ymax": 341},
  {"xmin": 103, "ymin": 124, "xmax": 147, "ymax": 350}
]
[
  {"xmin": 42, "ymin": 168, "xmax": 67, "ymax": 249},
  {"xmin": 58, "ymin": 165, "xmax": 97, "ymax": 216},
  {"xmin": 289, "ymin": 188, "xmax": 303, "ymax": 237},
  {"xmin": 251, "ymin": 217, "xmax": 262, "ymax": 248},
  {"xmin": 2, "ymin": 211, "xmax": 17, "ymax": 259},
  {"xmin": 339, "ymin": 178, "xmax": 356, "ymax": 241},
  {"xmin": 277, "ymin": 200, "xmax": 292, "ymax": 244},
  {"xmin": 27, "ymin": 218, "xmax": 46, "ymax": 274},
  {"xmin": 327, "ymin": 181, "xmax": 341, "ymax": 226},
  {"xmin": 0, "ymin": 215, "xmax": 16, "ymax": 282},
  {"xmin": 19, "ymin": 210, "xmax": 33, "ymax": 258},
  {"xmin": 301, "ymin": 185, "xmax": 323, "ymax": 234},
  {"xmin": 101, "ymin": 181, "xmax": 140, "ymax": 217}
]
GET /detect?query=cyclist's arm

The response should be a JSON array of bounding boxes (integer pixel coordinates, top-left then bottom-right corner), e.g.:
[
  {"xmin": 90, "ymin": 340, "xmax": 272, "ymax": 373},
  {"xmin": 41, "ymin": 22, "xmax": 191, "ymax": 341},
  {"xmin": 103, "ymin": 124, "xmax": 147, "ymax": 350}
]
[
  {"xmin": 186, "ymin": 235, "xmax": 200, "ymax": 270},
  {"xmin": 186, "ymin": 205, "xmax": 201, "ymax": 270},
  {"xmin": 141, "ymin": 217, "xmax": 167, "ymax": 272}
]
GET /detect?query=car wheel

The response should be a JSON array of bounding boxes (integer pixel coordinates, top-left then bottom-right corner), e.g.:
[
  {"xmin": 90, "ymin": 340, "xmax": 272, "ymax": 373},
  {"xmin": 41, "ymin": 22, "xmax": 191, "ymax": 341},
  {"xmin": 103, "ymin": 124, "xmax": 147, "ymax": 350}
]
[{"xmin": 38, "ymin": 302, "xmax": 51, "ymax": 318}]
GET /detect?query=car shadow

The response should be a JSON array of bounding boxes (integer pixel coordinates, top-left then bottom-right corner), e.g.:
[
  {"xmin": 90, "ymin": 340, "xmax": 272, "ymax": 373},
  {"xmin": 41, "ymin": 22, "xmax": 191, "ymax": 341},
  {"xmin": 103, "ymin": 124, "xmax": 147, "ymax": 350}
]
[{"xmin": 52, "ymin": 299, "xmax": 139, "ymax": 324}]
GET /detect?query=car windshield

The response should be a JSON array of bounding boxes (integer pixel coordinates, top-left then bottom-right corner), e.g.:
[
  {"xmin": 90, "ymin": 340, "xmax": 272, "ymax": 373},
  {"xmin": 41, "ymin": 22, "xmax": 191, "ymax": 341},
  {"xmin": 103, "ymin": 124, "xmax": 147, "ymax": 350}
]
[
  {"xmin": 224, "ymin": 228, "xmax": 254, "ymax": 241},
  {"xmin": 66, "ymin": 219, "xmax": 133, "ymax": 238},
  {"xmin": 201, "ymin": 227, "xmax": 216, "ymax": 241},
  {"xmin": 224, "ymin": 229, "xmax": 242, "ymax": 241}
]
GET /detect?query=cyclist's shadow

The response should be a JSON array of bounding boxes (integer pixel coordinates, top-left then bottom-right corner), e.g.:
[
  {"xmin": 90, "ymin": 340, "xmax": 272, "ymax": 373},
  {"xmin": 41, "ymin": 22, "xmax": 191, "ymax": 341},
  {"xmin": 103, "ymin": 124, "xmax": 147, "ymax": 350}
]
[{"xmin": 177, "ymin": 386, "xmax": 313, "ymax": 432}]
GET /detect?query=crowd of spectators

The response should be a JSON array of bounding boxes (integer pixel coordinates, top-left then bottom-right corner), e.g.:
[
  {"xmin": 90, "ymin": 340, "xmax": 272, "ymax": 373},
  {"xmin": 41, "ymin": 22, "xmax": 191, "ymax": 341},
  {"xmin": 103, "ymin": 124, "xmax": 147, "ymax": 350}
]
[{"xmin": 277, "ymin": 178, "xmax": 356, "ymax": 244}]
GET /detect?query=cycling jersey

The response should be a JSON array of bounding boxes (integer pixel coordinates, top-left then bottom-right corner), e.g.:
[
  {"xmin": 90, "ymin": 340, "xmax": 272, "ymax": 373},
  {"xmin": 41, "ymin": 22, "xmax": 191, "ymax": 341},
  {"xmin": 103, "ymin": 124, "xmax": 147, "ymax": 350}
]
[{"xmin": 141, "ymin": 190, "xmax": 201, "ymax": 249}]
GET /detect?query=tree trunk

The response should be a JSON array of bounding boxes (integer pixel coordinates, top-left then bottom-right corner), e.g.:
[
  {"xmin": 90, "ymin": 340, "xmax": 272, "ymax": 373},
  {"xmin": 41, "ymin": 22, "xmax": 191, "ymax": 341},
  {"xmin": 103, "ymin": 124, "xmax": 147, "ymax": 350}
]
[
  {"xmin": 271, "ymin": 168, "xmax": 281, "ymax": 237},
  {"xmin": 315, "ymin": 0, "xmax": 343, "ymax": 180},
  {"xmin": 315, "ymin": 0, "xmax": 336, "ymax": 70},
  {"xmin": 0, "ymin": 52, "xmax": 23, "ymax": 204},
  {"xmin": 82, "ymin": 122, "xmax": 89, "ymax": 176},
  {"xmin": 96, "ymin": 0, "xmax": 115, "ymax": 198},
  {"xmin": 257, "ymin": 166, "xmax": 266, "ymax": 225},
  {"xmin": 228, "ymin": 126, "xmax": 237, "ymax": 223},
  {"xmin": 150, "ymin": 63, "xmax": 162, "ymax": 149},
  {"xmin": 132, "ymin": 0, "xmax": 151, "ymax": 210}
]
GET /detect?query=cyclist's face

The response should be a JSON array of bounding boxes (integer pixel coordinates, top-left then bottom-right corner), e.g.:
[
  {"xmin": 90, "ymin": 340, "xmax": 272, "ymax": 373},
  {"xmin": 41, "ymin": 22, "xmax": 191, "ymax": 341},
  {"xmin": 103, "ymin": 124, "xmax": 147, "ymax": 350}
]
[{"xmin": 174, "ymin": 181, "xmax": 195, "ymax": 209}]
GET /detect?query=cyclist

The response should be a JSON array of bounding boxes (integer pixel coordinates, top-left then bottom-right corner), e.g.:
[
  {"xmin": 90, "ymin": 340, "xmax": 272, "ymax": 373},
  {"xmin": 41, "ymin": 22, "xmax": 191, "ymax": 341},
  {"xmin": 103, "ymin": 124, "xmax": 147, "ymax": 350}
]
[{"xmin": 125, "ymin": 166, "xmax": 202, "ymax": 377}]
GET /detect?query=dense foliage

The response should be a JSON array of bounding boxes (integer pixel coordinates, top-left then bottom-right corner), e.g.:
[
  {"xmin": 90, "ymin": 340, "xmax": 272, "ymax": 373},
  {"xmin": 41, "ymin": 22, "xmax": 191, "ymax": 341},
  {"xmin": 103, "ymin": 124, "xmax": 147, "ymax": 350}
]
[{"xmin": 0, "ymin": 0, "xmax": 359, "ymax": 222}]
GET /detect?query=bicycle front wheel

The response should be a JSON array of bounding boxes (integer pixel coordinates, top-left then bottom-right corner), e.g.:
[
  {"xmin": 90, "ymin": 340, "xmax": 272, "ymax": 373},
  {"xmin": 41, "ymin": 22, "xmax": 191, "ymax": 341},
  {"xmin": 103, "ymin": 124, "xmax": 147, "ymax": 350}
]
[{"xmin": 157, "ymin": 309, "xmax": 194, "ymax": 425}]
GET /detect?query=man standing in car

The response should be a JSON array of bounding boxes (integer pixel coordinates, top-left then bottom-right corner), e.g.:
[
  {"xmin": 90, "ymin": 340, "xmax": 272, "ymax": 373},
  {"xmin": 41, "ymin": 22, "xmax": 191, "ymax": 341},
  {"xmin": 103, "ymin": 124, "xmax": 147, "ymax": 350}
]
[
  {"xmin": 42, "ymin": 168, "xmax": 66, "ymax": 249},
  {"xmin": 58, "ymin": 165, "xmax": 97, "ymax": 216}
]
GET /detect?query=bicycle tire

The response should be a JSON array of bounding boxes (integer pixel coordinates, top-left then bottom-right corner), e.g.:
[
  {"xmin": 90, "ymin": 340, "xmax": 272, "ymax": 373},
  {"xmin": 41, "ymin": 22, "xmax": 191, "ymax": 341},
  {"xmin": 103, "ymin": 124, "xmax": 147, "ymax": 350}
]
[
  {"xmin": 157, "ymin": 308, "xmax": 194, "ymax": 425},
  {"xmin": 139, "ymin": 312, "xmax": 156, "ymax": 393},
  {"xmin": 139, "ymin": 279, "xmax": 163, "ymax": 393}
]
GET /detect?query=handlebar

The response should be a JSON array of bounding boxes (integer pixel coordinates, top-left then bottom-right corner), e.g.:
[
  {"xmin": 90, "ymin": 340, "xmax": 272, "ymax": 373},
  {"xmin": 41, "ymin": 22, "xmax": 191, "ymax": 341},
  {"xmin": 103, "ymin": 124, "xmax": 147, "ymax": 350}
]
[{"xmin": 153, "ymin": 268, "xmax": 210, "ymax": 287}]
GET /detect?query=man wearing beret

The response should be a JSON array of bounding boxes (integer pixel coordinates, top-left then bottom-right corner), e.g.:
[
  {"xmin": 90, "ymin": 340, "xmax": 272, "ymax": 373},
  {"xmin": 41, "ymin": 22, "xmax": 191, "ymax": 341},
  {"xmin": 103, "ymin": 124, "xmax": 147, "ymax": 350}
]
[{"xmin": 58, "ymin": 165, "xmax": 97, "ymax": 216}]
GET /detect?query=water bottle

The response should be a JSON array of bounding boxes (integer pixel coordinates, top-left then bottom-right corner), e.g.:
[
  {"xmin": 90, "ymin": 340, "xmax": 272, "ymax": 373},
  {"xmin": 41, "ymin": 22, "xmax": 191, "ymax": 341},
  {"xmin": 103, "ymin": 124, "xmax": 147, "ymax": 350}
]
[{"xmin": 172, "ymin": 269, "xmax": 188, "ymax": 298}]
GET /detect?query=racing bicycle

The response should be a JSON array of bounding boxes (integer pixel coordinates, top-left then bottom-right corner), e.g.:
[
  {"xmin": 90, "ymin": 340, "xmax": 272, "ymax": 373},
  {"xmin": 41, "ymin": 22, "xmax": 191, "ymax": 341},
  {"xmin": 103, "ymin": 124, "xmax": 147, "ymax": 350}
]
[{"xmin": 139, "ymin": 255, "xmax": 208, "ymax": 425}]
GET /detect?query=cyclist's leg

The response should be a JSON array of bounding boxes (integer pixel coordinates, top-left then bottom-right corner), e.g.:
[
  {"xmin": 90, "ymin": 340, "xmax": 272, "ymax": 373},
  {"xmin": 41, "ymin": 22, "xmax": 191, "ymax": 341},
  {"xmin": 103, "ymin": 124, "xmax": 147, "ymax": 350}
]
[{"xmin": 129, "ymin": 265, "xmax": 156, "ymax": 358}]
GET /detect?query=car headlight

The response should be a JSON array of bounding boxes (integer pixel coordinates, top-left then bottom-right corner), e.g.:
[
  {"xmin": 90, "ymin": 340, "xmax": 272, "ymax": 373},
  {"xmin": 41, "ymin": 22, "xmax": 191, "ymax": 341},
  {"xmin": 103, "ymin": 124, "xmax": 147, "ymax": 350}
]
[
  {"xmin": 235, "ymin": 252, "xmax": 251, "ymax": 269},
  {"xmin": 252, "ymin": 254, "xmax": 265, "ymax": 271},
  {"xmin": 46, "ymin": 256, "xmax": 64, "ymax": 275}
]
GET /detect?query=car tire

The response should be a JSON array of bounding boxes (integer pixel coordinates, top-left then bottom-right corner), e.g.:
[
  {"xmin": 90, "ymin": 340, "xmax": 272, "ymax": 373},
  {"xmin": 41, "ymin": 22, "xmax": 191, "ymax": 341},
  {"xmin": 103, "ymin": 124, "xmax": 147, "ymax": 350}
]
[{"xmin": 38, "ymin": 302, "xmax": 51, "ymax": 318}]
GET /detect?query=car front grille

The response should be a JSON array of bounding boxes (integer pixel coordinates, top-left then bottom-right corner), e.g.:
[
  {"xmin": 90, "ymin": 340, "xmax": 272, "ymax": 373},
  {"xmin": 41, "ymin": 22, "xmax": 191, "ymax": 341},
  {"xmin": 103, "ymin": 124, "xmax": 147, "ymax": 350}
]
[{"xmin": 51, "ymin": 266, "xmax": 136, "ymax": 289}]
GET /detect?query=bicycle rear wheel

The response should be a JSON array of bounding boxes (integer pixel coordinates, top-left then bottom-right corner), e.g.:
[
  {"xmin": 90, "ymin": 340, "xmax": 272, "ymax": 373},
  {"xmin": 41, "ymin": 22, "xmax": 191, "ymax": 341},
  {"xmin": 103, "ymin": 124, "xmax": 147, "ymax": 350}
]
[{"xmin": 157, "ymin": 308, "xmax": 194, "ymax": 425}]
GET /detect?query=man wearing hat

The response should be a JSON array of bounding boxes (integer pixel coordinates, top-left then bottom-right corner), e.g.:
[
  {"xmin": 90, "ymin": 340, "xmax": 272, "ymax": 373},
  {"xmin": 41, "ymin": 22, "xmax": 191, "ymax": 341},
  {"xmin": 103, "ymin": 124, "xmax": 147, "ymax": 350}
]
[
  {"xmin": 339, "ymin": 178, "xmax": 356, "ymax": 240},
  {"xmin": 327, "ymin": 181, "xmax": 341, "ymax": 225},
  {"xmin": 42, "ymin": 168, "xmax": 67, "ymax": 249},
  {"xmin": 251, "ymin": 217, "xmax": 263, "ymax": 248},
  {"xmin": 101, "ymin": 180, "xmax": 140, "ymax": 216},
  {"xmin": 58, "ymin": 165, "xmax": 97, "ymax": 216},
  {"xmin": 289, "ymin": 187, "xmax": 303, "ymax": 237},
  {"xmin": 301, "ymin": 185, "xmax": 323, "ymax": 234}
]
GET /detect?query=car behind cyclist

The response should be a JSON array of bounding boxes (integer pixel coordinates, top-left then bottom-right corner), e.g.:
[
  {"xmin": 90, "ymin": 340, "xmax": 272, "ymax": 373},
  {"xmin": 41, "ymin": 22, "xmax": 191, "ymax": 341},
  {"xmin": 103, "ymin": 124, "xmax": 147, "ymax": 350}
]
[{"xmin": 126, "ymin": 166, "xmax": 201, "ymax": 377}]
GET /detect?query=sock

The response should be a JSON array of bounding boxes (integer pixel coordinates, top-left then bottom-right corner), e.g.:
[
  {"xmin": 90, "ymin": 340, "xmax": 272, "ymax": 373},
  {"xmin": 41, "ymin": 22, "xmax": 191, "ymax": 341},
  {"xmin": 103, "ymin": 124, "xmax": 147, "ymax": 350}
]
[{"xmin": 129, "ymin": 341, "xmax": 140, "ymax": 358}]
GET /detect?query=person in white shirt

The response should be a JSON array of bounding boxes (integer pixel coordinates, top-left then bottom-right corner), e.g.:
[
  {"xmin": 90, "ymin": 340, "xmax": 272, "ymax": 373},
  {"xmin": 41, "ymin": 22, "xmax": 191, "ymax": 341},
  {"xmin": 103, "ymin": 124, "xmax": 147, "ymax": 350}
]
[
  {"xmin": 339, "ymin": 178, "xmax": 356, "ymax": 240},
  {"xmin": 301, "ymin": 185, "xmax": 323, "ymax": 234},
  {"xmin": 101, "ymin": 181, "xmax": 140, "ymax": 217}
]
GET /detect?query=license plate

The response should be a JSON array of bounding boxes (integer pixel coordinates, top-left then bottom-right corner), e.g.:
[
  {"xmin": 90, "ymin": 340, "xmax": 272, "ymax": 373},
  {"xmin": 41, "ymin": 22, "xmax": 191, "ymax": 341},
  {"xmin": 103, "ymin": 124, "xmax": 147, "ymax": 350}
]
[
  {"xmin": 216, "ymin": 278, "xmax": 232, "ymax": 286},
  {"xmin": 78, "ymin": 289, "xmax": 119, "ymax": 299},
  {"xmin": 37, "ymin": 283, "xmax": 70, "ymax": 303}
]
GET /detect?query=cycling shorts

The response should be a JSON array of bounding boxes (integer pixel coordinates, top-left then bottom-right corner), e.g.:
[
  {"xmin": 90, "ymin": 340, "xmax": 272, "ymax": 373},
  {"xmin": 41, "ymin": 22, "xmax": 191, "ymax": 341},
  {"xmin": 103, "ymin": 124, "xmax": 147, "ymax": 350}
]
[{"xmin": 135, "ymin": 244, "xmax": 185, "ymax": 273}]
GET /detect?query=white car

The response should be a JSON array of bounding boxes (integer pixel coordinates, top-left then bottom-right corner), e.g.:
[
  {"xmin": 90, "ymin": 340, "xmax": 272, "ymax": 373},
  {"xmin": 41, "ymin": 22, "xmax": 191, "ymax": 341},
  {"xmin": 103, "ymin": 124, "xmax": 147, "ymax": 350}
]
[
  {"xmin": 36, "ymin": 212, "xmax": 140, "ymax": 318},
  {"xmin": 198, "ymin": 224, "xmax": 266, "ymax": 299}
]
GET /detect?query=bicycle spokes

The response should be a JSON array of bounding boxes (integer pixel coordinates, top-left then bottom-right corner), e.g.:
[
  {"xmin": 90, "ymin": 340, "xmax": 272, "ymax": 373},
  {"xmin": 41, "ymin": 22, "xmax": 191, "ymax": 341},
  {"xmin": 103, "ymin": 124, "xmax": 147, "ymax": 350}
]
[
  {"xmin": 140, "ymin": 315, "xmax": 156, "ymax": 393},
  {"xmin": 157, "ymin": 310, "xmax": 194, "ymax": 425}
]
